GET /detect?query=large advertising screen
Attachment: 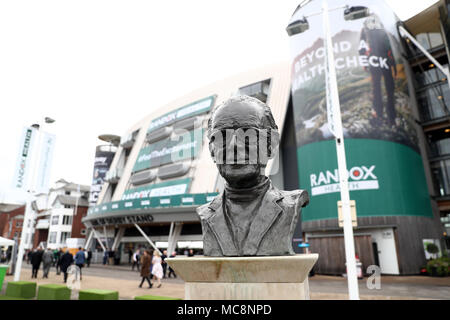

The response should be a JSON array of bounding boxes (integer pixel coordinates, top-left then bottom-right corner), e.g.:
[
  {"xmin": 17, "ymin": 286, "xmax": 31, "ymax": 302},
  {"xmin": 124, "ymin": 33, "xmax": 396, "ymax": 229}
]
[
  {"xmin": 289, "ymin": 0, "xmax": 432, "ymax": 221},
  {"xmin": 88, "ymin": 146, "xmax": 115, "ymax": 206},
  {"xmin": 133, "ymin": 129, "xmax": 203, "ymax": 172}
]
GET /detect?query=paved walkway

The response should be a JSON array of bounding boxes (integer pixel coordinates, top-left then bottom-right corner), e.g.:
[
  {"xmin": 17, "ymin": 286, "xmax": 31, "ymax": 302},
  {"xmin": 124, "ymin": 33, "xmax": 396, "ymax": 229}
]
[{"xmin": 2, "ymin": 263, "xmax": 449, "ymax": 300}]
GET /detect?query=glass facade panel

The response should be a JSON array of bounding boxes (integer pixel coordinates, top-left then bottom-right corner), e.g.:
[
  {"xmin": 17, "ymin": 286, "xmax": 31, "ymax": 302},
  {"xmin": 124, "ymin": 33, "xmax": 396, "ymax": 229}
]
[
  {"xmin": 418, "ymin": 82, "xmax": 450, "ymax": 121},
  {"xmin": 431, "ymin": 159, "xmax": 450, "ymax": 196},
  {"xmin": 415, "ymin": 32, "xmax": 444, "ymax": 51},
  {"xmin": 430, "ymin": 138, "xmax": 450, "ymax": 158},
  {"xmin": 415, "ymin": 65, "xmax": 448, "ymax": 86}
]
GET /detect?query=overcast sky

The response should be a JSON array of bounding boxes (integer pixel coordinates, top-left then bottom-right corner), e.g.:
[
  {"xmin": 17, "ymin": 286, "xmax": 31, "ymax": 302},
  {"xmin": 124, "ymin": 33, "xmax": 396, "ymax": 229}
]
[{"xmin": 0, "ymin": 0, "xmax": 439, "ymax": 193}]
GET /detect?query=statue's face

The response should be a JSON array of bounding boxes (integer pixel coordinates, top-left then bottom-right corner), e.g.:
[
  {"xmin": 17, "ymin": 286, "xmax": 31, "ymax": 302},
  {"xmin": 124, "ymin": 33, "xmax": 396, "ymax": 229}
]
[{"xmin": 209, "ymin": 101, "xmax": 270, "ymax": 186}]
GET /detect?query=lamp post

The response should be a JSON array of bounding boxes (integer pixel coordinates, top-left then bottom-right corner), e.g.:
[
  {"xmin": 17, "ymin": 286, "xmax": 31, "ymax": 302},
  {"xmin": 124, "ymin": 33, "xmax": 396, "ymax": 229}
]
[
  {"xmin": 286, "ymin": 1, "xmax": 370, "ymax": 300},
  {"xmin": 14, "ymin": 117, "xmax": 55, "ymax": 281}
]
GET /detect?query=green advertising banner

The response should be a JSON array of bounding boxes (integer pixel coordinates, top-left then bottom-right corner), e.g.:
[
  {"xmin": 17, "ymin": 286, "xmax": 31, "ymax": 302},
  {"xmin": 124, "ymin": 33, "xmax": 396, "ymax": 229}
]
[
  {"xmin": 89, "ymin": 192, "xmax": 219, "ymax": 215},
  {"xmin": 288, "ymin": 0, "xmax": 432, "ymax": 220},
  {"xmin": 122, "ymin": 178, "xmax": 191, "ymax": 200},
  {"xmin": 298, "ymin": 139, "xmax": 432, "ymax": 221},
  {"xmin": 133, "ymin": 129, "xmax": 203, "ymax": 173}
]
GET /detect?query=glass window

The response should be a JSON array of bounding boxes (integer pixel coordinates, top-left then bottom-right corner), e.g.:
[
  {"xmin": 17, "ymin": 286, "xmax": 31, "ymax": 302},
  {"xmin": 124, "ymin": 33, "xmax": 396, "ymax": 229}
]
[
  {"xmin": 429, "ymin": 32, "xmax": 444, "ymax": 48},
  {"xmin": 431, "ymin": 159, "xmax": 450, "ymax": 196},
  {"xmin": 49, "ymin": 232, "xmax": 57, "ymax": 244},
  {"xmin": 415, "ymin": 32, "xmax": 444, "ymax": 51},
  {"xmin": 62, "ymin": 216, "xmax": 73, "ymax": 225},
  {"xmin": 416, "ymin": 33, "xmax": 430, "ymax": 50},
  {"xmin": 60, "ymin": 232, "xmax": 71, "ymax": 244},
  {"xmin": 51, "ymin": 215, "xmax": 59, "ymax": 225},
  {"xmin": 430, "ymin": 138, "xmax": 450, "ymax": 157},
  {"xmin": 238, "ymin": 79, "xmax": 271, "ymax": 103},
  {"xmin": 418, "ymin": 83, "xmax": 450, "ymax": 121}
]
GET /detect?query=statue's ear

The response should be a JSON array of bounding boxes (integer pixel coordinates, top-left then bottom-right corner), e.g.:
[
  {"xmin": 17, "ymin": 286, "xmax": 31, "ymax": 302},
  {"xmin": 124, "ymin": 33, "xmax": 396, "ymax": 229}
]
[
  {"xmin": 208, "ymin": 141, "xmax": 216, "ymax": 163},
  {"xmin": 268, "ymin": 130, "xmax": 280, "ymax": 159}
]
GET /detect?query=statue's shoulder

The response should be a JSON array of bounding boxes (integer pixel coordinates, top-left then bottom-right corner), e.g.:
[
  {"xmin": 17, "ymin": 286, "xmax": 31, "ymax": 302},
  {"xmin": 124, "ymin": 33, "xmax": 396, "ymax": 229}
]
[
  {"xmin": 276, "ymin": 188, "xmax": 309, "ymax": 208},
  {"xmin": 196, "ymin": 193, "xmax": 222, "ymax": 220}
]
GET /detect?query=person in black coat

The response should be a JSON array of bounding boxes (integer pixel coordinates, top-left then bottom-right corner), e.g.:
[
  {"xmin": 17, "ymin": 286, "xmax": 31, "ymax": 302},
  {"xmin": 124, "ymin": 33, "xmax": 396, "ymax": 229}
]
[
  {"xmin": 31, "ymin": 248, "xmax": 43, "ymax": 278},
  {"xmin": 59, "ymin": 250, "xmax": 74, "ymax": 283},
  {"xmin": 87, "ymin": 250, "xmax": 92, "ymax": 267}
]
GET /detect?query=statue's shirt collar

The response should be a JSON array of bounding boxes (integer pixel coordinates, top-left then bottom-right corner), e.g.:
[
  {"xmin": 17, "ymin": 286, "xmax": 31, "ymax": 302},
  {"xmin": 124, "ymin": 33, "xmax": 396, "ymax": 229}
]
[{"xmin": 224, "ymin": 176, "xmax": 270, "ymax": 202}]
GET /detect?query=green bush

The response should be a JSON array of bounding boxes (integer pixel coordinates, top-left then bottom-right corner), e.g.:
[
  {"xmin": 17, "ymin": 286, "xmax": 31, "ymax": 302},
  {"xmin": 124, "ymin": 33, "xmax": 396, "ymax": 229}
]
[
  {"xmin": 426, "ymin": 257, "xmax": 450, "ymax": 277},
  {"xmin": 426, "ymin": 243, "xmax": 440, "ymax": 255}
]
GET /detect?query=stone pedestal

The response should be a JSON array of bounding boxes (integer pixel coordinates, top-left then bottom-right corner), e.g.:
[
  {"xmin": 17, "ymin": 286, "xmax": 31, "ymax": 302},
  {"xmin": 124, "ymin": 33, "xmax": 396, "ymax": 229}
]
[{"xmin": 166, "ymin": 254, "xmax": 318, "ymax": 300}]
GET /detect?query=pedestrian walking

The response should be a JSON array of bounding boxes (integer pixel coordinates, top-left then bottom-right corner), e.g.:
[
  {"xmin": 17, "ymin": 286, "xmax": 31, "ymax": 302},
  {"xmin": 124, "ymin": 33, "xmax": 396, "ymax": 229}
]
[
  {"xmin": 42, "ymin": 248, "xmax": 53, "ymax": 278},
  {"xmin": 161, "ymin": 250, "xmax": 168, "ymax": 278},
  {"xmin": 55, "ymin": 248, "xmax": 63, "ymax": 275},
  {"xmin": 103, "ymin": 251, "xmax": 108, "ymax": 265},
  {"xmin": 74, "ymin": 247, "xmax": 86, "ymax": 280},
  {"xmin": 167, "ymin": 251, "xmax": 177, "ymax": 278},
  {"xmin": 138, "ymin": 250, "xmax": 153, "ymax": 288},
  {"xmin": 128, "ymin": 248, "xmax": 133, "ymax": 264},
  {"xmin": 31, "ymin": 248, "xmax": 43, "ymax": 279},
  {"xmin": 86, "ymin": 250, "xmax": 92, "ymax": 267},
  {"xmin": 132, "ymin": 249, "xmax": 140, "ymax": 271},
  {"xmin": 151, "ymin": 251, "xmax": 163, "ymax": 288},
  {"xmin": 27, "ymin": 250, "xmax": 32, "ymax": 265},
  {"xmin": 59, "ymin": 250, "xmax": 73, "ymax": 283}
]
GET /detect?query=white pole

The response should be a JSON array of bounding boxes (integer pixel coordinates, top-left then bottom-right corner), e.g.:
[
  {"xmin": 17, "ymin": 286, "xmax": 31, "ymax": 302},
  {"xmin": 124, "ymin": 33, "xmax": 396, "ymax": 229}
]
[
  {"xmin": 13, "ymin": 199, "xmax": 33, "ymax": 281},
  {"xmin": 322, "ymin": 0, "xmax": 359, "ymax": 300},
  {"xmin": 13, "ymin": 126, "xmax": 42, "ymax": 281}
]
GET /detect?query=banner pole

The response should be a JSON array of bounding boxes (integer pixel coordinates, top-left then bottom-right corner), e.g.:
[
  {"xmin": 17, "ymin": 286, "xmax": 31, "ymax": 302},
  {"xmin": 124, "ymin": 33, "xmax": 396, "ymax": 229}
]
[{"xmin": 322, "ymin": 0, "xmax": 359, "ymax": 300}]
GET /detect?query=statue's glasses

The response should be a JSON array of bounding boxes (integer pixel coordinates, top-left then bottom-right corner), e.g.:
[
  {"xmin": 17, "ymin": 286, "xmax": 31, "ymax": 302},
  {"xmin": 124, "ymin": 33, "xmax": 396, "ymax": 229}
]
[{"xmin": 208, "ymin": 127, "xmax": 273, "ymax": 164}]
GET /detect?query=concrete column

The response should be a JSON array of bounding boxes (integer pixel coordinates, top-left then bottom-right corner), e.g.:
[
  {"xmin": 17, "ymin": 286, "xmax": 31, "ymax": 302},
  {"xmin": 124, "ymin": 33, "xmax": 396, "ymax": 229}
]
[{"xmin": 111, "ymin": 227, "xmax": 125, "ymax": 251}]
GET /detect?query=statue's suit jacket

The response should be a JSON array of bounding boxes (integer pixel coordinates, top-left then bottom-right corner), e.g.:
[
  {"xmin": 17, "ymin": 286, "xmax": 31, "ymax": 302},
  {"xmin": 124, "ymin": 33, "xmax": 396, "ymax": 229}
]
[{"xmin": 196, "ymin": 184, "xmax": 309, "ymax": 256}]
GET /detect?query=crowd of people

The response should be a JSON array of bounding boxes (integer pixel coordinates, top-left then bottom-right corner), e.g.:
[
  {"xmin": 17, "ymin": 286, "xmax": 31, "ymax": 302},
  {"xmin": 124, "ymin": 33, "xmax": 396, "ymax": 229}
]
[
  {"xmin": 26, "ymin": 247, "xmax": 92, "ymax": 283},
  {"xmin": 23, "ymin": 246, "xmax": 199, "ymax": 289}
]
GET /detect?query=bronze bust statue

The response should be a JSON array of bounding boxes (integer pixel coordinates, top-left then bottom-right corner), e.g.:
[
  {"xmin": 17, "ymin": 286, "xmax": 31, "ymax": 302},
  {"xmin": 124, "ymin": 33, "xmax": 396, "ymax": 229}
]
[{"xmin": 197, "ymin": 95, "xmax": 309, "ymax": 256}]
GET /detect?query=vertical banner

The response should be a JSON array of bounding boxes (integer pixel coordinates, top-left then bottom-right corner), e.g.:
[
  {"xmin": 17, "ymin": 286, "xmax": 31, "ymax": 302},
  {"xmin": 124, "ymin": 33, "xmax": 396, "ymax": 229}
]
[
  {"xmin": 288, "ymin": 0, "xmax": 433, "ymax": 221},
  {"xmin": 35, "ymin": 131, "xmax": 56, "ymax": 194},
  {"xmin": 12, "ymin": 127, "xmax": 38, "ymax": 191},
  {"xmin": 88, "ymin": 146, "xmax": 115, "ymax": 207}
]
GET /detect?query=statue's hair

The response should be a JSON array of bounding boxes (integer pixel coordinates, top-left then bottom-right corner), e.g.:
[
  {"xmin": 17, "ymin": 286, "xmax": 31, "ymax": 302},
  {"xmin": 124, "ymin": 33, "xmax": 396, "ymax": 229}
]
[{"xmin": 207, "ymin": 95, "xmax": 278, "ymax": 139}]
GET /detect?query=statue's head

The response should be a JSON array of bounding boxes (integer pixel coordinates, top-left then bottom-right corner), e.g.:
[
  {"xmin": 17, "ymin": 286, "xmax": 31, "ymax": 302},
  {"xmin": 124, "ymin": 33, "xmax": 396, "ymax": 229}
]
[{"xmin": 207, "ymin": 95, "xmax": 280, "ymax": 188}]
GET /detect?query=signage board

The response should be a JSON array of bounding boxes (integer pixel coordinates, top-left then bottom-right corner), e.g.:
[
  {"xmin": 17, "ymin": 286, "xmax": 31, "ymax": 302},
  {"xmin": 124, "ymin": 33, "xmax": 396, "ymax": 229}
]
[
  {"xmin": 147, "ymin": 95, "xmax": 215, "ymax": 133},
  {"xmin": 12, "ymin": 127, "xmax": 38, "ymax": 191},
  {"xmin": 121, "ymin": 178, "xmax": 192, "ymax": 201}
]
